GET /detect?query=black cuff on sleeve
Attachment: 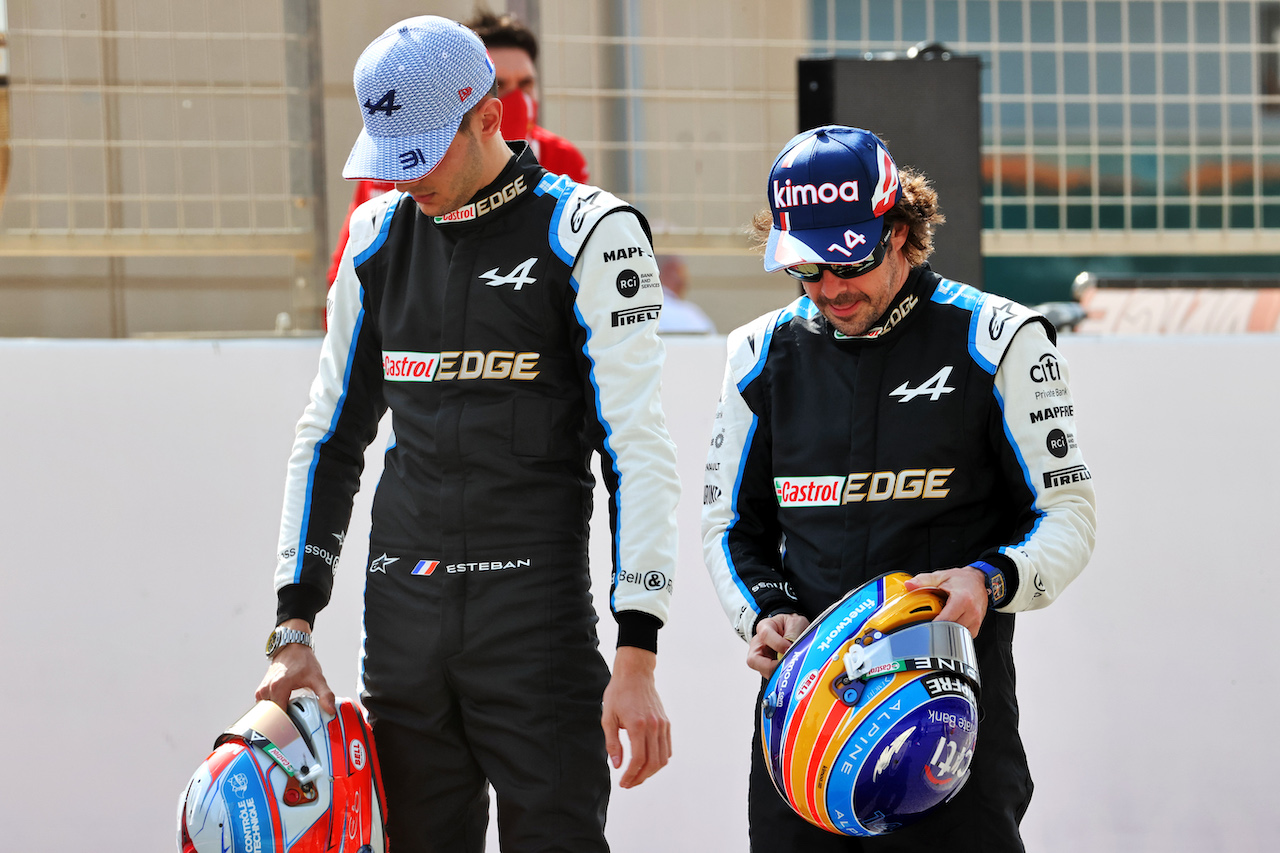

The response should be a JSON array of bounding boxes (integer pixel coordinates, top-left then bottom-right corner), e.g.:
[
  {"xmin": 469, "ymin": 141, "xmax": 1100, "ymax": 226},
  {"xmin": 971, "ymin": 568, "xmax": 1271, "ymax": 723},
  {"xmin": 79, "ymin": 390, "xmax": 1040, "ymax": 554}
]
[
  {"xmin": 615, "ymin": 612, "xmax": 663, "ymax": 653},
  {"xmin": 751, "ymin": 606, "xmax": 800, "ymax": 638},
  {"xmin": 275, "ymin": 584, "xmax": 328, "ymax": 629}
]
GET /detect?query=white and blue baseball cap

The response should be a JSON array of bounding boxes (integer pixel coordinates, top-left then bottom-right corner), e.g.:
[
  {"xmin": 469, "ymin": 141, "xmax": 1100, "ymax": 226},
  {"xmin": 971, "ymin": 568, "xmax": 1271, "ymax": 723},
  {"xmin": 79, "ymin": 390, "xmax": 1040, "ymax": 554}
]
[
  {"xmin": 764, "ymin": 126, "xmax": 901, "ymax": 272},
  {"xmin": 342, "ymin": 16, "xmax": 496, "ymax": 182}
]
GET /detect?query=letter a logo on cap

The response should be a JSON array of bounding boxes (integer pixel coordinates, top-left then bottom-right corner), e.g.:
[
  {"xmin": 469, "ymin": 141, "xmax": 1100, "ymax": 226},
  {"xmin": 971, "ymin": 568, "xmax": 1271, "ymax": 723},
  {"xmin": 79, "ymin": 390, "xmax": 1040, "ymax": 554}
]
[
  {"xmin": 871, "ymin": 144, "xmax": 900, "ymax": 217},
  {"xmin": 458, "ymin": 86, "xmax": 473, "ymax": 102}
]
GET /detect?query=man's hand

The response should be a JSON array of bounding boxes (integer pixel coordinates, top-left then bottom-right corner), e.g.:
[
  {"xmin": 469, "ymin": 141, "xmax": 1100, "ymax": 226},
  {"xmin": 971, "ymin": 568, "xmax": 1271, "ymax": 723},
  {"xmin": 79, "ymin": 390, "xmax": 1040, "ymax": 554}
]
[
  {"xmin": 255, "ymin": 619, "xmax": 336, "ymax": 715},
  {"xmin": 904, "ymin": 567, "xmax": 988, "ymax": 638},
  {"xmin": 747, "ymin": 613, "xmax": 811, "ymax": 678},
  {"xmin": 601, "ymin": 646, "xmax": 671, "ymax": 789}
]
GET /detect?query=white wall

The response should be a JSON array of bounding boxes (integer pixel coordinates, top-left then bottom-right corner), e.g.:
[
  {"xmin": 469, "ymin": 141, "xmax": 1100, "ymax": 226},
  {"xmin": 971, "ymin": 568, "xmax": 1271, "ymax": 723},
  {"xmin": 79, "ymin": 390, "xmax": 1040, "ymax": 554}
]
[{"xmin": 0, "ymin": 335, "xmax": 1276, "ymax": 852}]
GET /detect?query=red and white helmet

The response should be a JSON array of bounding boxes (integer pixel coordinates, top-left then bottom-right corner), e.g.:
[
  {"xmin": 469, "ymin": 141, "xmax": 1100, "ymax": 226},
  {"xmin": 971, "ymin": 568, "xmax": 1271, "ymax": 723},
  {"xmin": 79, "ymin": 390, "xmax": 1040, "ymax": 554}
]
[{"xmin": 177, "ymin": 696, "xmax": 387, "ymax": 853}]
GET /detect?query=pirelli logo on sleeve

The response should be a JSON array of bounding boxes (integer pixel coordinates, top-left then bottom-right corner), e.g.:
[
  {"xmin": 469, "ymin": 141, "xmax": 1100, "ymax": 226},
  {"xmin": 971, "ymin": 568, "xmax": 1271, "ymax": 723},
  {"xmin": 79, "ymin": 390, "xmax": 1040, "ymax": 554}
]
[
  {"xmin": 1043, "ymin": 464, "xmax": 1091, "ymax": 489},
  {"xmin": 611, "ymin": 304, "xmax": 662, "ymax": 327},
  {"xmin": 775, "ymin": 468, "xmax": 955, "ymax": 507},
  {"xmin": 383, "ymin": 350, "xmax": 540, "ymax": 382}
]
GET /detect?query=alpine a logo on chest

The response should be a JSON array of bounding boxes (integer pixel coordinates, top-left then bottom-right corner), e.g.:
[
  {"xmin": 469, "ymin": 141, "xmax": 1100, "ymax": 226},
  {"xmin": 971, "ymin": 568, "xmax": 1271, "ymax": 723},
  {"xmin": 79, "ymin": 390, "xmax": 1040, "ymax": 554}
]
[
  {"xmin": 479, "ymin": 257, "xmax": 538, "ymax": 290},
  {"xmin": 889, "ymin": 366, "xmax": 956, "ymax": 403}
]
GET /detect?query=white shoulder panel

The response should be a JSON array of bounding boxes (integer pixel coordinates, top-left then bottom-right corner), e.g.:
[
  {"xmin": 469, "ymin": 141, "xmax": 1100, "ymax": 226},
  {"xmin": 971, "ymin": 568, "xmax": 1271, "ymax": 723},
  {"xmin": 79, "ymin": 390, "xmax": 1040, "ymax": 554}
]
[
  {"xmin": 930, "ymin": 278, "xmax": 1047, "ymax": 375},
  {"xmin": 539, "ymin": 176, "xmax": 632, "ymax": 266}
]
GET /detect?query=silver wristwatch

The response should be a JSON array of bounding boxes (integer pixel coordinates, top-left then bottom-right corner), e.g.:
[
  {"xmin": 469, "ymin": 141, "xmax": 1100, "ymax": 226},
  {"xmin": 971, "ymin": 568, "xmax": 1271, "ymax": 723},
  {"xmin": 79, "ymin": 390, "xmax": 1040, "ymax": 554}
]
[{"xmin": 264, "ymin": 626, "xmax": 314, "ymax": 658}]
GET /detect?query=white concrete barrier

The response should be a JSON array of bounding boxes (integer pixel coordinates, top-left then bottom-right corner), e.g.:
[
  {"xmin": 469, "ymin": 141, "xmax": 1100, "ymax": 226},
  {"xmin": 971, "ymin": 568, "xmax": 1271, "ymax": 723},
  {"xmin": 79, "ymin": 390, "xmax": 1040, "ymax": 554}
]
[{"xmin": 0, "ymin": 334, "xmax": 1274, "ymax": 851}]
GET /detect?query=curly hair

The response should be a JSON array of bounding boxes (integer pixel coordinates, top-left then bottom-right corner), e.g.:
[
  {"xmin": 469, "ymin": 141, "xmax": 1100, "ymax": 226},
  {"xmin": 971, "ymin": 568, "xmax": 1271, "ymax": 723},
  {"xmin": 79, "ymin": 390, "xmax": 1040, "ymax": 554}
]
[
  {"xmin": 749, "ymin": 167, "xmax": 945, "ymax": 268},
  {"xmin": 464, "ymin": 8, "xmax": 539, "ymax": 63}
]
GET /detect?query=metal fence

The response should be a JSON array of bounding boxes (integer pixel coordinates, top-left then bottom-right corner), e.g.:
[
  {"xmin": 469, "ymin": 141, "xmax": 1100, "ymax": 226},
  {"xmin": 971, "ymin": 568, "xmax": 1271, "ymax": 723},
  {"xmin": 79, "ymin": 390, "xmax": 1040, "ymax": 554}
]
[
  {"xmin": 533, "ymin": 0, "xmax": 1280, "ymax": 257},
  {"xmin": 0, "ymin": 0, "xmax": 327, "ymax": 331},
  {"xmin": 7, "ymin": 0, "xmax": 1277, "ymax": 335},
  {"xmin": 534, "ymin": 0, "xmax": 808, "ymax": 252}
]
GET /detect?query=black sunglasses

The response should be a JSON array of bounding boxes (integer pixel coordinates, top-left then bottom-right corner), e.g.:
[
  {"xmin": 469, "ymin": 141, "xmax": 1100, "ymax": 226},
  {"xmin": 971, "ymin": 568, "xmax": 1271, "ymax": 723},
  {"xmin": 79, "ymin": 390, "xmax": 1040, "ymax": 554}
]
[{"xmin": 783, "ymin": 227, "xmax": 893, "ymax": 283}]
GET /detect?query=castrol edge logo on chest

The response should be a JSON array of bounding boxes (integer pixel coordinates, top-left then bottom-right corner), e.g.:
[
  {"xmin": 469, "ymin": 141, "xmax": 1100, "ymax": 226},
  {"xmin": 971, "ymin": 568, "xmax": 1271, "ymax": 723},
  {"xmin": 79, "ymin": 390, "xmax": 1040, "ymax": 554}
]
[
  {"xmin": 382, "ymin": 350, "xmax": 540, "ymax": 382},
  {"xmin": 775, "ymin": 468, "xmax": 955, "ymax": 507}
]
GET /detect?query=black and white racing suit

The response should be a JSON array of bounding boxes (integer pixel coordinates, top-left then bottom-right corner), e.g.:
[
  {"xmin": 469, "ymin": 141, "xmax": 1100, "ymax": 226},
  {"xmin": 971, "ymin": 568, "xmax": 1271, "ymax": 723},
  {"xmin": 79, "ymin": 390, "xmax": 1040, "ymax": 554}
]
[
  {"xmin": 273, "ymin": 145, "xmax": 680, "ymax": 852},
  {"xmin": 702, "ymin": 265, "xmax": 1097, "ymax": 852}
]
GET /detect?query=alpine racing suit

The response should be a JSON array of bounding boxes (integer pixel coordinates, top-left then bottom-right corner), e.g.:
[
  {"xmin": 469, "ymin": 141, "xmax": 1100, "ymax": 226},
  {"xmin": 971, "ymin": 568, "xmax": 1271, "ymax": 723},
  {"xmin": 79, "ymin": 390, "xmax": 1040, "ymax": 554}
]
[
  {"xmin": 274, "ymin": 144, "xmax": 680, "ymax": 852},
  {"xmin": 702, "ymin": 265, "xmax": 1097, "ymax": 851}
]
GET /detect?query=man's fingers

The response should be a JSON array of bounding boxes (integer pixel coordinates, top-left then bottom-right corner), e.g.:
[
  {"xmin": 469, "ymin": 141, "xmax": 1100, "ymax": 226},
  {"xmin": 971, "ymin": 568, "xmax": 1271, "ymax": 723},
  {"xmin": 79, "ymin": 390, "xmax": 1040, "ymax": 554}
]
[
  {"xmin": 935, "ymin": 597, "xmax": 969, "ymax": 630},
  {"xmin": 618, "ymin": 717, "xmax": 670, "ymax": 788},
  {"xmin": 619, "ymin": 733, "xmax": 649, "ymax": 788},
  {"xmin": 746, "ymin": 645, "xmax": 781, "ymax": 678},
  {"xmin": 760, "ymin": 621, "xmax": 795, "ymax": 655},
  {"xmin": 604, "ymin": 722, "xmax": 624, "ymax": 769},
  {"xmin": 316, "ymin": 684, "xmax": 337, "ymax": 715},
  {"xmin": 255, "ymin": 647, "xmax": 335, "ymax": 713},
  {"xmin": 904, "ymin": 572, "xmax": 943, "ymax": 591}
]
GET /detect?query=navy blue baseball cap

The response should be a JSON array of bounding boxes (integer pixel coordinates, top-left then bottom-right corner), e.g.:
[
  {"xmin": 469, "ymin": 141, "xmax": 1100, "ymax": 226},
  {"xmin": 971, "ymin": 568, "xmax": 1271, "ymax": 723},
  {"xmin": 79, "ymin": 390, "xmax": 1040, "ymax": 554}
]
[
  {"xmin": 763, "ymin": 126, "xmax": 901, "ymax": 273},
  {"xmin": 343, "ymin": 17, "xmax": 496, "ymax": 182}
]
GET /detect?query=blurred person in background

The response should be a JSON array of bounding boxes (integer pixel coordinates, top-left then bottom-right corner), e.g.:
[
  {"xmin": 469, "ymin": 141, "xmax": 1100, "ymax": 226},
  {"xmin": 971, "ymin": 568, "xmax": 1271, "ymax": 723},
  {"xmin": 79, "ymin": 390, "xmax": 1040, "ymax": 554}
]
[
  {"xmin": 465, "ymin": 7, "xmax": 589, "ymax": 184},
  {"xmin": 655, "ymin": 253, "xmax": 715, "ymax": 334}
]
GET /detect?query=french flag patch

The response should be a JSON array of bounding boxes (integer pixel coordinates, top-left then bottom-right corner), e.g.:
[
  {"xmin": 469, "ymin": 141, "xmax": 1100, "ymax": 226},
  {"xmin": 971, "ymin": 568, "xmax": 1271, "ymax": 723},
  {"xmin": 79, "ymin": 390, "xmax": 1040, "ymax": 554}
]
[{"xmin": 412, "ymin": 560, "xmax": 440, "ymax": 576}]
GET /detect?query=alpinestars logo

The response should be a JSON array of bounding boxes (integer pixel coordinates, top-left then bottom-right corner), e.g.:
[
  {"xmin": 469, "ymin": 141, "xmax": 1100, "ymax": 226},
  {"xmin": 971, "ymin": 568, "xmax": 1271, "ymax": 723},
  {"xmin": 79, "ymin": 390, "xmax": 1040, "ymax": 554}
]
[
  {"xmin": 479, "ymin": 257, "xmax": 538, "ymax": 290},
  {"xmin": 570, "ymin": 190, "xmax": 604, "ymax": 232},
  {"xmin": 369, "ymin": 554, "xmax": 399, "ymax": 573},
  {"xmin": 988, "ymin": 302, "xmax": 1016, "ymax": 339},
  {"xmin": 889, "ymin": 366, "xmax": 955, "ymax": 403}
]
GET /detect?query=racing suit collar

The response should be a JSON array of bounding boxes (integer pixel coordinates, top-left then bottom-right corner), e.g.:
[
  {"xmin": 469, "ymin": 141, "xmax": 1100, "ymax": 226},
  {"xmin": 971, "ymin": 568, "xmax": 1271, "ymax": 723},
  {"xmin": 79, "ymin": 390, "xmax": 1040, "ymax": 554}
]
[
  {"xmin": 829, "ymin": 263, "xmax": 931, "ymax": 343},
  {"xmin": 431, "ymin": 142, "xmax": 540, "ymax": 226}
]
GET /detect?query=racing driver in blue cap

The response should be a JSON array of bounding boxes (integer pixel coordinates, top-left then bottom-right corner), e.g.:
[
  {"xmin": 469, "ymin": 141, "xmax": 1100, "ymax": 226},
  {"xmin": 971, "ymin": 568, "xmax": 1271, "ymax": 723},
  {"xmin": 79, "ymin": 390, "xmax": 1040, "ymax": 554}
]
[{"xmin": 702, "ymin": 126, "xmax": 1098, "ymax": 851}]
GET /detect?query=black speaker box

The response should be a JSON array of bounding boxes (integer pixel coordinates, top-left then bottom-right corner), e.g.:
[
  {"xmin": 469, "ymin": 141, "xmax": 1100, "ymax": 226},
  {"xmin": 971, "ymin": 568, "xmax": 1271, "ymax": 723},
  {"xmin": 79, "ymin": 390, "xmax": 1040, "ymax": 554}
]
[{"xmin": 798, "ymin": 54, "xmax": 983, "ymax": 287}]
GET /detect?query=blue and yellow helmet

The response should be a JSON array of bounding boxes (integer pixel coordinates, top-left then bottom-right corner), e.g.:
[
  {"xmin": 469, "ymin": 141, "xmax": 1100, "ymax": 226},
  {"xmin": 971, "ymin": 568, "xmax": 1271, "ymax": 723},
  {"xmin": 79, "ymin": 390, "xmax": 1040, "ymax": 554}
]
[{"xmin": 760, "ymin": 571, "xmax": 982, "ymax": 836}]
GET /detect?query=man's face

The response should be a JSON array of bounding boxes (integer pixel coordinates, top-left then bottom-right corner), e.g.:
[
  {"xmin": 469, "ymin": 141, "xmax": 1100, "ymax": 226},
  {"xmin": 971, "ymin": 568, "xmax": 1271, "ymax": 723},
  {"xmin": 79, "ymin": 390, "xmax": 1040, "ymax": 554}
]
[
  {"xmin": 394, "ymin": 117, "xmax": 485, "ymax": 218},
  {"xmin": 800, "ymin": 227, "xmax": 907, "ymax": 337},
  {"xmin": 489, "ymin": 46, "xmax": 537, "ymax": 99}
]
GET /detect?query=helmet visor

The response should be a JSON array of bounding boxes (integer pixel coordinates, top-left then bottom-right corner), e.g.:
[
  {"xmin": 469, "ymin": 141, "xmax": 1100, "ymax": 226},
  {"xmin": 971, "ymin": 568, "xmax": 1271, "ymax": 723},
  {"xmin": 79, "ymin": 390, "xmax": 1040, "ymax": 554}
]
[
  {"xmin": 216, "ymin": 700, "xmax": 323, "ymax": 783},
  {"xmin": 843, "ymin": 621, "xmax": 981, "ymax": 693}
]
